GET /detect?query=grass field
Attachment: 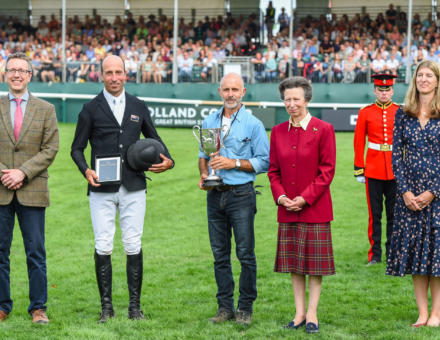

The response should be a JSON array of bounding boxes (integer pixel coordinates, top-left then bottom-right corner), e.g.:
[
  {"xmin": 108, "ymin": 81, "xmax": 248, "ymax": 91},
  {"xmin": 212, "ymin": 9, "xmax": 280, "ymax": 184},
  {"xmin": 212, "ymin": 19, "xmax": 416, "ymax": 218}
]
[{"xmin": 1, "ymin": 125, "xmax": 438, "ymax": 339}]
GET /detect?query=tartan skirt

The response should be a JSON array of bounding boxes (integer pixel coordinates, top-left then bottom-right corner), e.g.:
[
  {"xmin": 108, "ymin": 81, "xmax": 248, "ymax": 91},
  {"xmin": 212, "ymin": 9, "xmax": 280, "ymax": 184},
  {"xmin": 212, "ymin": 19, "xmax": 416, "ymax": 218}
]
[{"xmin": 274, "ymin": 222, "xmax": 335, "ymax": 276}]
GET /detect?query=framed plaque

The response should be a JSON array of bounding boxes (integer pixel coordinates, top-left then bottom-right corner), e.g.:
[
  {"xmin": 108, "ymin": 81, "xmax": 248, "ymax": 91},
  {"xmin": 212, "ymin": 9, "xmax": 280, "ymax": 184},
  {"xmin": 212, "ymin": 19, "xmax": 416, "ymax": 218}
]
[{"xmin": 95, "ymin": 154, "xmax": 121, "ymax": 184}]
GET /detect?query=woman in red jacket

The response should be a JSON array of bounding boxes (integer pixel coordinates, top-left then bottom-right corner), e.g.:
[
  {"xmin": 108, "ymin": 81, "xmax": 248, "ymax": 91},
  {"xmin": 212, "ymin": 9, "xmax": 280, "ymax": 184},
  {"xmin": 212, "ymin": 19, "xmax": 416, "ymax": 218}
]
[{"xmin": 268, "ymin": 76, "xmax": 336, "ymax": 334}]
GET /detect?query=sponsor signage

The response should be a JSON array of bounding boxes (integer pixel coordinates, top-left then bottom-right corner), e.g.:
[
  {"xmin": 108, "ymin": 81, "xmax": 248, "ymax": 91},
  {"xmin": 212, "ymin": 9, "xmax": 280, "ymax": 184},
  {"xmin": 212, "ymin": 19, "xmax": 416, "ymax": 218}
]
[
  {"xmin": 148, "ymin": 104, "xmax": 276, "ymax": 129},
  {"xmin": 321, "ymin": 108, "xmax": 359, "ymax": 131}
]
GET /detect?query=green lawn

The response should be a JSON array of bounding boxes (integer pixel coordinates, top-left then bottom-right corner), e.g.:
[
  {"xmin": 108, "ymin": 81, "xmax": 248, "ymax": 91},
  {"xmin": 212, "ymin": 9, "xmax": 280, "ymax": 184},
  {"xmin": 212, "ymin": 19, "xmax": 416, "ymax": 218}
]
[{"xmin": 1, "ymin": 125, "xmax": 436, "ymax": 339}]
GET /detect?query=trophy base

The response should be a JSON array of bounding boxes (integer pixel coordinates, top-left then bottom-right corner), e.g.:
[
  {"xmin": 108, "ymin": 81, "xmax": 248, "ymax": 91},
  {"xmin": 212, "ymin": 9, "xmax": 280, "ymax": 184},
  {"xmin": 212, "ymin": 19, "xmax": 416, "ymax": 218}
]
[{"xmin": 203, "ymin": 177, "xmax": 224, "ymax": 187}]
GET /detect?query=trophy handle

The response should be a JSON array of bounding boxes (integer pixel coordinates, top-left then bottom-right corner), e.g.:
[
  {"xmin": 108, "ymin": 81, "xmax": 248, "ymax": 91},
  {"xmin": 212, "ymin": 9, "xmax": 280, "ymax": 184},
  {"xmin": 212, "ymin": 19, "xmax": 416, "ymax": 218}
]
[{"xmin": 192, "ymin": 125, "xmax": 201, "ymax": 144}]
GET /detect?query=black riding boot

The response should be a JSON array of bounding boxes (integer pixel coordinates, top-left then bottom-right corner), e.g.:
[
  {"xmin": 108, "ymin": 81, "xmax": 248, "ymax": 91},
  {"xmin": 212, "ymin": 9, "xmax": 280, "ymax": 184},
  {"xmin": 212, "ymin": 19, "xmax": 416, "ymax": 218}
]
[
  {"xmin": 127, "ymin": 250, "xmax": 145, "ymax": 320},
  {"xmin": 94, "ymin": 251, "xmax": 115, "ymax": 323}
]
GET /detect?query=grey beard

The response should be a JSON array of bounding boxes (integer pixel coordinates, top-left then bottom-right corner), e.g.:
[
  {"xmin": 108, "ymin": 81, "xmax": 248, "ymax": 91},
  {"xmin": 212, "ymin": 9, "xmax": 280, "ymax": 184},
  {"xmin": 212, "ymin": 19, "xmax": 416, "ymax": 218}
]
[{"xmin": 224, "ymin": 99, "xmax": 241, "ymax": 109}]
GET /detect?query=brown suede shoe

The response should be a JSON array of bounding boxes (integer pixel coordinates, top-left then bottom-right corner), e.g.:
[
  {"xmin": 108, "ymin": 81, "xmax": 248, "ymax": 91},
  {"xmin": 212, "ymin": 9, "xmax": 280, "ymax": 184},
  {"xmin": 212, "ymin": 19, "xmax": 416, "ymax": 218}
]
[
  {"xmin": 0, "ymin": 310, "xmax": 8, "ymax": 322},
  {"xmin": 209, "ymin": 309, "xmax": 235, "ymax": 323},
  {"xmin": 31, "ymin": 309, "xmax": 49, "ymax": 324},
  {"xmin": 235, "ymin": 310, "xmax": 252, "ymax": 325}
]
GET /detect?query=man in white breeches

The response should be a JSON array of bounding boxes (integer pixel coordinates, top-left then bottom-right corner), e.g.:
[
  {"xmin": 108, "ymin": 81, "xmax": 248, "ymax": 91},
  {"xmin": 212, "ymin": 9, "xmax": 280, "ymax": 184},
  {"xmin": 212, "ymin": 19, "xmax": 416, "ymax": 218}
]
[{"xmin": 71, "ymin": 55, "xmax": 174, "ymax": 322}]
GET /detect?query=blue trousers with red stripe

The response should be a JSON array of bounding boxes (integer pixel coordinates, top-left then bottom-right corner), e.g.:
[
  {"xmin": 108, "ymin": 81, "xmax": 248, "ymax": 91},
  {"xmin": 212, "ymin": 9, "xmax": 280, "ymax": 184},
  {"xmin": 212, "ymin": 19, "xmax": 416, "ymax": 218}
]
[{"xmin": 365, "ymin": 177, "xmax": 396, "ymax": 262}]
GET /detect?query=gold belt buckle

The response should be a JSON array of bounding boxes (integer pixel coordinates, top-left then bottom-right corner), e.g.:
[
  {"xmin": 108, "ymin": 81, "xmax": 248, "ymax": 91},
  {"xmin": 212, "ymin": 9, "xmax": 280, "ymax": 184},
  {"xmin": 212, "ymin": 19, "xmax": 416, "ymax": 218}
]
[{"xmin": 380, "ymin": 144, "xmax": 391, "ymax": 151}]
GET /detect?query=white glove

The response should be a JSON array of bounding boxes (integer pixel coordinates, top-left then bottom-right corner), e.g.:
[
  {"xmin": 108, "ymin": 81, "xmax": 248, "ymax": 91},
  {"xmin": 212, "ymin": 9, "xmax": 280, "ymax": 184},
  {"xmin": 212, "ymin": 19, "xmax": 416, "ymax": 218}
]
[{"xmin": 356, "ymin": 176, "xmax": 366, "ymax": 183}]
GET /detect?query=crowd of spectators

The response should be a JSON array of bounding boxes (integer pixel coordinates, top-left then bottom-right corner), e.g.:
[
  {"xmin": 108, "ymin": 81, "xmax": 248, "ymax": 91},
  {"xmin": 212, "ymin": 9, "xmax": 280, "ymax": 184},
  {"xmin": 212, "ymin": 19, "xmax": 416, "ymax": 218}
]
[
  {"xmin": 0, "ymin": 4, "xmax": 437, "ymax": 84},
  {"xmin": 252, "ymin": 4, "xmax": 440, "ymax": 83},
  {"xmin": 0, "ymin": 11, "xmax": 260, "ymax": 83}
]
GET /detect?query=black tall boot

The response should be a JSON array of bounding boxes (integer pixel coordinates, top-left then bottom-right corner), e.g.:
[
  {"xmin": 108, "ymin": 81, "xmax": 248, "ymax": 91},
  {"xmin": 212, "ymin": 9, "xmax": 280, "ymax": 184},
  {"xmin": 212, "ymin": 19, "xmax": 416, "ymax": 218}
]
[
  {"xmin": 94, "ymin": 251, "xmax": 115, "ymax": 323},
  {"xmin": 126, "ymin": 250, "xmax": 145, "ymax": 320}
]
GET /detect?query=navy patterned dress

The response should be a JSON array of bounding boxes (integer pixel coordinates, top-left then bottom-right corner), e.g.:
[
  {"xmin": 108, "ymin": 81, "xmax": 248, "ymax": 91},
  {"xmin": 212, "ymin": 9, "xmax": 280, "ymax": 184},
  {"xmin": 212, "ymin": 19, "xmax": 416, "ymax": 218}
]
[{"xmin": 386, "ymin": 109, "xmax": 440, "ymax": 277}]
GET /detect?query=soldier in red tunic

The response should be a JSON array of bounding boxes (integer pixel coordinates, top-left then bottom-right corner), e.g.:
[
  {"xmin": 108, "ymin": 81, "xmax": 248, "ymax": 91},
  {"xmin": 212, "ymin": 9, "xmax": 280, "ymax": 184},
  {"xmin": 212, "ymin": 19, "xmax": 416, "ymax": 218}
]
[{"xmin": 353, "ymin": 73, "xmax": 399, "ymax": 266}]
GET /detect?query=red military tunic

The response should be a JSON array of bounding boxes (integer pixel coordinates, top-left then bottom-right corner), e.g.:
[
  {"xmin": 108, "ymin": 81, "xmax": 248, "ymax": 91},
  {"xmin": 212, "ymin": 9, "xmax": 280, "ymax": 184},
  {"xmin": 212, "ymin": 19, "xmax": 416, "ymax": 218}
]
[{"xmin": 353, "ymin": 100, "xmax": 399, "ymax": 180}]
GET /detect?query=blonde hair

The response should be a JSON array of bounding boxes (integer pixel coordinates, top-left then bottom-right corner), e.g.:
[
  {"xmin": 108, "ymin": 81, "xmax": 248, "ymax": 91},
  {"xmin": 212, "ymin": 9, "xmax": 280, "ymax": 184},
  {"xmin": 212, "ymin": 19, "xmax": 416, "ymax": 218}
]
[{"xmin": 403, "ymin": 60, "xmax": 440, "ymax": 118}]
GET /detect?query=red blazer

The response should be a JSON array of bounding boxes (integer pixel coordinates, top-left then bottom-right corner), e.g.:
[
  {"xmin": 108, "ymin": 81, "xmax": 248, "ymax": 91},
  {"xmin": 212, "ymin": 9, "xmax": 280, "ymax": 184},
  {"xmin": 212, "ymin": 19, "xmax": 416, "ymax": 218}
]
[
  {"xmin": 268, "ymin": 117, "xmax": 336, "ymax": 223},
  {"xmin": 353, "ymin": 101, "xmax": 398, "ymax": 180}
]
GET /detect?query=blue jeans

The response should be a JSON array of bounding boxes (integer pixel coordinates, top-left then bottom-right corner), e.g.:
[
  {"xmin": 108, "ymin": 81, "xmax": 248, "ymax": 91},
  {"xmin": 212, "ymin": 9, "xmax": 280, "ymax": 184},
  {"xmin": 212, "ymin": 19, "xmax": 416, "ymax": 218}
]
[
  {"xmin": 0, "ymin": 195, "xmax": 47, "ymax": 314},
  {"xmin": 207, "ymin": 182, "xmax": 257, "ymax": 312},
  {"xmin": 254, "ymin": 71, "xmax": 266, "ymax": 83},
  {"xmin": 178, "ymin": 69, "xmax": 192, "ymax": 82}
]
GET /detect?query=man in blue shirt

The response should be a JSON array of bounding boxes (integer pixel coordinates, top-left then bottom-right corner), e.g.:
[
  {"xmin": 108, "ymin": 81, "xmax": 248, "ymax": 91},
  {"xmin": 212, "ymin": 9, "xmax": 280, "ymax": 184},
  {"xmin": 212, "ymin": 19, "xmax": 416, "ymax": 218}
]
[{"xmin": 197, "ymin": 73, "xmax": 269, "ymax": 325}]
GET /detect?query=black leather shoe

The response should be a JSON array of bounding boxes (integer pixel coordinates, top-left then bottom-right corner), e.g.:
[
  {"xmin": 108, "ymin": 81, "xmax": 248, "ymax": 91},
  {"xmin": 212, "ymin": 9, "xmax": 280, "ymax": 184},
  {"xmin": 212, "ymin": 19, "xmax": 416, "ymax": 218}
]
[
  {"xmin": 99, "ymin": 309, "xmax": 115, "ymax": 323},
  {"xmin": 128, "ymin": 309, "xmax": 145, "ymax": 320},
  {"xmin": 306, "ymin": 322, "xmax": 319, "ymax": 333},
  {"xmin": 366, "ymin": 260, "xmax": 381, "ymax": 266},
  {"xmin": 284, "ymin": 319, "xmax": 306, "ymax": 329}
]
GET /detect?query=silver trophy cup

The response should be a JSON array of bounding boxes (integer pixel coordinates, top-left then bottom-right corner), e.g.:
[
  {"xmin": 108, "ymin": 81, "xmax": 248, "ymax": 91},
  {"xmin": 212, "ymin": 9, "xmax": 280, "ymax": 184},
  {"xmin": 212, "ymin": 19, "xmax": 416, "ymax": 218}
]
[{"xmin": 193, "ymin": 126, "xmax": 224, "ymax": 187}]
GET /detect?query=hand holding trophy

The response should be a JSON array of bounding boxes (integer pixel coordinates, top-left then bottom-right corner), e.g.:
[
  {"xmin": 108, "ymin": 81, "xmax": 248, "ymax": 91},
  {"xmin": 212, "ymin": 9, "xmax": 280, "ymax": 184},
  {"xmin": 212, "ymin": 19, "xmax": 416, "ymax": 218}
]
[{"xmin": 193, "ymin": 125, "xmax": 224, "ymax": 187}]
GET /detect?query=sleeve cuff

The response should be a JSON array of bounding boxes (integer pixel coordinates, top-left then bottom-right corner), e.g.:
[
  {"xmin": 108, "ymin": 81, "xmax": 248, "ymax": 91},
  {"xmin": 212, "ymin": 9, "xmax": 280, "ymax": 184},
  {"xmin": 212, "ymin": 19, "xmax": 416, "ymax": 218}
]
[
  {"xmin": 354, "ymin": 167, "xmax": 364, "ymax": 177},
  {"xmin": 277, "ymin": 194, "xmax": 287, "ymax": 205},
  {"xmin": 249, "ymin": 157, "xmax": 268, "ymax": 174},
  {"xmin": 198, "ymin": 151, "xmax": 209, "ymax": 159},
  {"xmin": 19, "ymin": 167, "xmax": 32, "ymax": 181}
]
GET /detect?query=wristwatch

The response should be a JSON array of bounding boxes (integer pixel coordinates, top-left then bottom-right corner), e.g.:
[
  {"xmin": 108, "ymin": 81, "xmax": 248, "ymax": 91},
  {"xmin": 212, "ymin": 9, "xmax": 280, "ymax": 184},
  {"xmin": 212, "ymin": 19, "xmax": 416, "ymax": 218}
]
[{"xmin": 235, "ymin": 159, "xmax": 241, "ymax": 170}]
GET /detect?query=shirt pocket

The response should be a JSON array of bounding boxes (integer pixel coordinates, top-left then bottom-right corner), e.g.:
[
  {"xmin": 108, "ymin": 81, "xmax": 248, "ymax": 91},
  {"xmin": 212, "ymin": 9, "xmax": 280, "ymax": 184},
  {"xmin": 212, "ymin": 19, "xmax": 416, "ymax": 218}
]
[{"xmin": 228, "ymin": 136, "xmax": 252, "ymax": 158}]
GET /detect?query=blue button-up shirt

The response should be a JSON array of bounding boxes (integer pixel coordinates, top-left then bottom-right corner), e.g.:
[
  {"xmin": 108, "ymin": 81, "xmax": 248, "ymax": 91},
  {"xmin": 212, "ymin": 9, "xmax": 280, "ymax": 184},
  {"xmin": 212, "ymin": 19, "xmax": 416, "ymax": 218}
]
[{"xmin": 198, "ymin": 104, "xmax": 269, "ymax": 185}]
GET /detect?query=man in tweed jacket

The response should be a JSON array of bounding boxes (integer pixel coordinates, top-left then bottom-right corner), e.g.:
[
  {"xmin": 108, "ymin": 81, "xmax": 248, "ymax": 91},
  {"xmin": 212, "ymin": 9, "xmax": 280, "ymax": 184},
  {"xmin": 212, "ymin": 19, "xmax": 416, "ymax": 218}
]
[{"xmin": 0, "ymin": 53, "xmax": 59, "ymax": 324}]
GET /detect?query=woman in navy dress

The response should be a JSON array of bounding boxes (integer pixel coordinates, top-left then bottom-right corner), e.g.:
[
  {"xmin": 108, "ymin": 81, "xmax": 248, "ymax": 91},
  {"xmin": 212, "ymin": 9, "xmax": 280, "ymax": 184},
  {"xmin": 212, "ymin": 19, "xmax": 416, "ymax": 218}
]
[{"xmin": 387, "ymin": 60, "xmax": 440, "ymax": 327}]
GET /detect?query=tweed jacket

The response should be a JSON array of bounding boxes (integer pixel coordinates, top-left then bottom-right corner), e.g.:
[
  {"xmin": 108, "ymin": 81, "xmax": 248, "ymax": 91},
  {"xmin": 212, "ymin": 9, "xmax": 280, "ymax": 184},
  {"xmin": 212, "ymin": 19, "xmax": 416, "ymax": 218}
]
[
  {"xmin": 71, "ymin": 91, "xmax": 173, "ymax": 194},
  {"xmin": 0, "ymin": 94, "xmax": 59, "ymax": 207}
]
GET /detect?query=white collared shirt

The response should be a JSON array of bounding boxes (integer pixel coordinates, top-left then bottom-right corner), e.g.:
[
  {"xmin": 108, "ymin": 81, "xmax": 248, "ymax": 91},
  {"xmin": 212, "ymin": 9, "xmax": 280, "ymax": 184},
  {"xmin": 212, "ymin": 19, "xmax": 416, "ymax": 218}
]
[
  {"xmin": 288, "ymin": 112, "xmax": 312, "ymax": 131},
  {"xmin": 103, "ymin": 88, "xmax": 125, "ymax": 126}
]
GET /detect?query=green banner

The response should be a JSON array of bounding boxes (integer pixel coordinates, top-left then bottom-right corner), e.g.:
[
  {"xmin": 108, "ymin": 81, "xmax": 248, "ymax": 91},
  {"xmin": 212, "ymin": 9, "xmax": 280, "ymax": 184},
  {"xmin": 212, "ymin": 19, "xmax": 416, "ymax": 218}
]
[{"xmin": 148, "ymin": 104, "xmax": 276, "ymax": 129}]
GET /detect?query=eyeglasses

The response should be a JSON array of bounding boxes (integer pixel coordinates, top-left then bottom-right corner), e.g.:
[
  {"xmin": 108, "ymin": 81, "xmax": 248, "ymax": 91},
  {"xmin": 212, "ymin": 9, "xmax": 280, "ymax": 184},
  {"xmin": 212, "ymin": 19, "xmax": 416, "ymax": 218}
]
[{"xmin": 6, "ymin": 68, "xmax": 32, "ymax": 75}]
